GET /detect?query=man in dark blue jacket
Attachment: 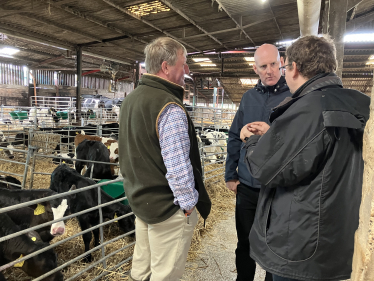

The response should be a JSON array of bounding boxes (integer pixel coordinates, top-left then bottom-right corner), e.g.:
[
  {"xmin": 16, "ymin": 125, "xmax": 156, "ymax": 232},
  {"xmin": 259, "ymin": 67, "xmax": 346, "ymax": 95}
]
[{"xmin": 225, "ymin": 44, "xmax": 291, "ymax": 281}]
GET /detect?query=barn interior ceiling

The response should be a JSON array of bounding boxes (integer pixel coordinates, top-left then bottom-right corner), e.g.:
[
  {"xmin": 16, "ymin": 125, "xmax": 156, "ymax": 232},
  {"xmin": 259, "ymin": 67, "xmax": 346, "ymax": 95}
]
[{"xmin": 0, "ymin": 0, "xmax": 373, "ymax": 102}]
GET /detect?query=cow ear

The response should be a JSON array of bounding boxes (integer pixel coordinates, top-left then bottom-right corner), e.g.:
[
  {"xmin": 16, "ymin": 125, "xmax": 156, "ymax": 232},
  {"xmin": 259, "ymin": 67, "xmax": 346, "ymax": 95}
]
[{"xmin": 70, "ymin": 184, "xmax": 76, "ymax": 191}]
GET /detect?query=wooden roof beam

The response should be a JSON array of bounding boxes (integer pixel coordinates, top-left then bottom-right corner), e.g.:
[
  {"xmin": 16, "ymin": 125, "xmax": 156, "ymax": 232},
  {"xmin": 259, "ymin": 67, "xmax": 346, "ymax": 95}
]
[
  {"xmin": 39, "ymin": 0, "xmax": 148, "ymax": 45},
  {"xmin": 34, "ymin": 55, "xmax": 66, "ymax": 67},
  {"xmin": 0, "ymin": 24, "xmax": 132, "ymax": 65},
  {"xmin": 5, "ymin": 10, "xmax": 142, "ymax": 58},
  {"xmin": 346, "ymin": 11, "xmax": 374, "ymax": 33},
  {"xmin": 214, "ymin": 0, "xmax": 256, "ymax": 46},
  {"xmin": 159, "ymin": 0, "xmax": 229, "ymax": 49},
  {"xmin": 267, "ymin": 1, "xmax": 283, "ymax": 40},
  {"xmin": 101, "ymin": 0, "xmax": 202, "ymax": 52}
]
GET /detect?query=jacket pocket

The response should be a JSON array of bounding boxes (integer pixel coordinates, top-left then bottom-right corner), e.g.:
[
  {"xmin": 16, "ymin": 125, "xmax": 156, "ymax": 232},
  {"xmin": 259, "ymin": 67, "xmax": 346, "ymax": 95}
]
[{"xmin": 265, "ymin": 182, "xmax": 321, "ymax": 261}]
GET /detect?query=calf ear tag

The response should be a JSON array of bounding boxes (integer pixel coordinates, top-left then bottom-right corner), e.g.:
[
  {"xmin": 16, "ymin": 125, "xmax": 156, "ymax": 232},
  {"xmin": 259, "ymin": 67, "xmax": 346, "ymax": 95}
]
[
  {"xmin": 114, "ymin": 213, "xmax": 118, "ymax": 223},
  {"xmin": 31, "ymin": 237, "xmax": 37, "ymax": 242},
  {"xmin": 14, "ymin": 255, "xmax": 24, "ymax": 268},
  {"xmin": 107, "ymin": 145, "xmax": 110, "ymax": 149},
  {"xmin": 34, "ymin": 204, "xmax": 45, "ymax": 215}
]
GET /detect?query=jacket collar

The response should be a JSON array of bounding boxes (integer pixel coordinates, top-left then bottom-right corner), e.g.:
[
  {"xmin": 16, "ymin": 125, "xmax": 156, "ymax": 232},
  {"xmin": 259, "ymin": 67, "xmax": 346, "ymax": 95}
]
[
  {"xmin": 139, "ymin": 74, "xmax": 185, "ymax": 102},
  {"xmin": 273, "ymin": 73, "xmax": 342, "ymax": 110},
  {"xmin": 254, "ymin": 76, "xmax": 288, "ymax": 94},
  {"xmin": 269, "ymin": 73, "xmax": 343, "ymax": 123}
]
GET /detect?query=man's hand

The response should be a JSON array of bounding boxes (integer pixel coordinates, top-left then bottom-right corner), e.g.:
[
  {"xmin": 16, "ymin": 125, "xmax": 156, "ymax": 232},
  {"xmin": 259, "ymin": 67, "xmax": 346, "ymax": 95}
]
[
  {"xmin": 240, "ymin": 124, "xmax": 254, "ymax": 142},
  {"xmin": 184, "ymin": 206, "xmax": 195, "ymax": 215},
  {"xmin": 247, "ymin": 122, "xmax": 270, "ymax": 136},
  {"xmin": 226, "ymin": 179, "xmax": 240, "ymax": 194}
]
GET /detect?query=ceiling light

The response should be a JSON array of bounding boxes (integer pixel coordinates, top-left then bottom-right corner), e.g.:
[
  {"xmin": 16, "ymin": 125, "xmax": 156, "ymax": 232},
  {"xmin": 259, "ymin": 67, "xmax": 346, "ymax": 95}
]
[
  {"xmin": 0, "ymin": 54, "xmax": 14, "ymax": 58},
  {"xmin": 369, "ymin": 55, "xmax": 374, "ymax": 60},
  {"xmin": 344, "ymin": 33, "xmax": 374, "ymax": 42},
  {"xmin": 276, "ymin": 39, "xmax": 297, "ymax": 46},
  {"xmin": 366, "ymin": 61, "xmax": 374, "ymax": 65},
  {"xmin": 262, "ymin": 0, "xmax": 267, "ymax": 2},
  {"xmin": 248, "ymin": 63, "xmax": 254, "ymax": 66},
  {"xmin": 240, "ymin": 78, "xmax": 258, "ymax": 85},
  {"xmin": 193, "ymin": 58, "xmax": 211, "ymax": 63},
  {"xmin": 200, "ymin": 63, "xmax": 216, "ymax": 67},
  {"xmin": 244, "ymin": 57, "xmax": 255, "ymax": 61},
  {"xmin": 0, "ymin": 47, "xmax": 19, "ymax": 56}
]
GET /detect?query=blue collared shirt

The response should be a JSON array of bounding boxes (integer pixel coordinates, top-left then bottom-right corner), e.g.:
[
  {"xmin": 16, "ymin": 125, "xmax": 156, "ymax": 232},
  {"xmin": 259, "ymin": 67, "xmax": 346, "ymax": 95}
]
[{"xmin": 158, "ymin": 103, "xmax": 198, "ymax": 211}]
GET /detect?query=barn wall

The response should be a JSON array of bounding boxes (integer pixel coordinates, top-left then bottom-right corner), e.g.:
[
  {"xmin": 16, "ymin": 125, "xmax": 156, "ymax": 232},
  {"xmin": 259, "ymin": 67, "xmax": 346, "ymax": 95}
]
[{"xmin": 0, "ymin": 84, "xmax": 29, "ymax": 106}]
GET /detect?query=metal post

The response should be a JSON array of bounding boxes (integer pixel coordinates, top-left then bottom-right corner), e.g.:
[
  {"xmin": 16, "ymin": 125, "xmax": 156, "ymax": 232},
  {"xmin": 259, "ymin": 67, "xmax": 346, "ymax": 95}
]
[
  {"xmin": 98, "ymin": 125, "xmax": 103, "ymax": 137},
  {"xmin": 76, "ymin": 46, "xmax": 83, "ymax": 122},
  {"xmin": 97, "ymin": 185, "xmax": 107, "ymax": 269},
  {"xmin": 323, "ymin": 0, "xmax": 348, "ymax": 78},
  {"xmin": 90, "ymin": 163, "xmax": 95, "ymax": 179},
  {"xmin": 29, "ymin": 146, "xmax": 37, "ymax": 189},
  {"xmin": 135, "ymin": 62, "xmax": 140, "ymax": 89},
  {"xmin": 22, "ymin": 134, "xmax": 35, "ymax": 189}
]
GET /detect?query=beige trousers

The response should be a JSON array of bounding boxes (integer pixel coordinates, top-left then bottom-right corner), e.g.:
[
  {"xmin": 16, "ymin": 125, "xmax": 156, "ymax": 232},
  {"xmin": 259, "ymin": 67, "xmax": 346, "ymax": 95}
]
[{"xmin": 129, "ymin": 208, "xmax": 198, "ymax": 281}]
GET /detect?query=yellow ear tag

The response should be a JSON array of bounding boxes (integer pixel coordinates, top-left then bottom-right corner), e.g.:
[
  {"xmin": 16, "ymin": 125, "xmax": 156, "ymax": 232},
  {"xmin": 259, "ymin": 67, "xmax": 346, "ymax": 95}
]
[
  {"xmin": 14, "ymin": 254, "xmax": 24, "ymax": 268},
  {"xmin": 62, "ymin": 161, "xmax": 66, "ymax": 163},
  {"xmin": 114, "ymin": 213, "xmax": 118, "ymax": 223},
  {"xmin": 76, "ymin": 131, "xmax": 78, "ymax": 135},
  {"xmin": 31, "ymin": 237, "xmax": 36, "ymax": 241},
  {"xmin": 34, "ymin": 204, "xmax": 45, "ymax": 215},
  {"xmin": 0, "ymin": 149, "xmax": 3, "ymax": 151},
  {"xmin": 107, "ymin": 145, "xmax": 110, "ymax": 149}
]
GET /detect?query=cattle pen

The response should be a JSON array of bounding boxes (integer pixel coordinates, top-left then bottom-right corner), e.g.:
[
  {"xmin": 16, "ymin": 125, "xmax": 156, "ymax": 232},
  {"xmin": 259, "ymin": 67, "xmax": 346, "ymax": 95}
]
[{"xmin": 0, "ymin": 105, "xmax": 233, "ymax": 281}]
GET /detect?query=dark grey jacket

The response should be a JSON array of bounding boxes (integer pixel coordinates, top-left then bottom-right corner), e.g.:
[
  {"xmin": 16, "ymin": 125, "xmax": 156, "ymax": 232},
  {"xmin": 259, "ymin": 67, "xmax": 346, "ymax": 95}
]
[
  {"xmin": 244, "ymin": 73, "xmax": 370, "ymax": 280},
  {"xmin": 225, "ymin": 76, "xmax": 291, "ymax": 188}
]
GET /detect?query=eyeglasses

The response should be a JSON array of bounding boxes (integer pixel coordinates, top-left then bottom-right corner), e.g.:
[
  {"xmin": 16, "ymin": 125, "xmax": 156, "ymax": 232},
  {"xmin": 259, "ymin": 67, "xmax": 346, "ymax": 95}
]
[{"xmin": 279, "ymin": 64, "xmax": 292, "ymax": 76}]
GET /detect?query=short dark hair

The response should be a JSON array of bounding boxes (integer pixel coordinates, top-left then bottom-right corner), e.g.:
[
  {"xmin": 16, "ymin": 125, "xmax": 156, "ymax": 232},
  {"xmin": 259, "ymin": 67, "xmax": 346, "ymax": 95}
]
[{"xmin": 286, "ymin": 35, "xmax": 337, "ymax": 79}]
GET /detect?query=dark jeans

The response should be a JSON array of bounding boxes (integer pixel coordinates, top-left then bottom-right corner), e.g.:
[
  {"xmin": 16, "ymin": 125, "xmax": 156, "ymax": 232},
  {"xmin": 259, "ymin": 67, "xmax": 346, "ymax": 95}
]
[
  {"xmin": 273, "ymin": 275, "xmax": 301, "ymax": 281},
  {"xmin": 235, "ymin": 183, "xmax": 272, "ymax": 281}
]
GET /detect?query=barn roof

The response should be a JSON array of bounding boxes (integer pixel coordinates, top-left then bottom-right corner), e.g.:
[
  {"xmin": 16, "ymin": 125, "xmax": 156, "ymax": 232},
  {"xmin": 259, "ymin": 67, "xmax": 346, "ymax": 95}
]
[{"xmin": 0, "ymin": 0, "xmax": 373, "ymax": 101}]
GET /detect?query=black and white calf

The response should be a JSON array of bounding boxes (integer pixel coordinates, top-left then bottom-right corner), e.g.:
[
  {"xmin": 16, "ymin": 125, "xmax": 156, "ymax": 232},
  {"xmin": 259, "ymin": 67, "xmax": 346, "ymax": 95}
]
[
  {"xmin": 0, "ymin": 130, "xmax": 15, "ymax": 159},
  {"xmin": 49, "ymin": 164, "xmax": 135, "ymax": 262},
  {"xmin": 0, "ymin": 188, "xmax": 70, "ymax": 237},
  {"xmin": 6, "ymin": 206, "xmax": 55, "ymax": 242}
]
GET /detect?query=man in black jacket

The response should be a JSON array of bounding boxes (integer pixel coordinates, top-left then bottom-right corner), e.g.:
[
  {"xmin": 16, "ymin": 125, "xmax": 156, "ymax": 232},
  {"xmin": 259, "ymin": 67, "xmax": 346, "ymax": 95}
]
[
  {"xmin": 225, "ymin": 44, "xmax": 291, "ymax": 281},
  {"xmin": 241, "ymin": 36, "xmax": 370, "ymax": 281}
]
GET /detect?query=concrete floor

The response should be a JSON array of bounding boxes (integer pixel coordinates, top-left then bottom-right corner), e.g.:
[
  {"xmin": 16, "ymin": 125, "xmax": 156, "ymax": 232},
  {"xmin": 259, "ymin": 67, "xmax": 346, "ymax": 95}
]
[{"xmin": 182, "ymin": 213, "xmax": 266, "ymax": 281}]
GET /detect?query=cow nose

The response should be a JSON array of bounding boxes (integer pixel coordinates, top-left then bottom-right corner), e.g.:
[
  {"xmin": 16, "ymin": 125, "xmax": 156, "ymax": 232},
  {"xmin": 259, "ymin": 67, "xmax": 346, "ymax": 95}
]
[{"xmin": 51, "ymin": 227, "xmax": 65, "ymax": 236}]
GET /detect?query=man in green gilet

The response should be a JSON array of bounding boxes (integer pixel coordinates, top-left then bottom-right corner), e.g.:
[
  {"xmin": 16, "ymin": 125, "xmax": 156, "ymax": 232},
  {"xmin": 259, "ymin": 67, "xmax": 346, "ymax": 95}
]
[{"xmin": 119, "ymin": 37, "xmax": 211, "ymax": 281}]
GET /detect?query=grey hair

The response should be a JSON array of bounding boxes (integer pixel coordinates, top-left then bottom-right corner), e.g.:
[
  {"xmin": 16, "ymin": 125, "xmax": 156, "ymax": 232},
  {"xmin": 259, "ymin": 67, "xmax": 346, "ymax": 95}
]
[{"xmin": 144, "ymin": 37, "xmax": 187, "ymax": 74}]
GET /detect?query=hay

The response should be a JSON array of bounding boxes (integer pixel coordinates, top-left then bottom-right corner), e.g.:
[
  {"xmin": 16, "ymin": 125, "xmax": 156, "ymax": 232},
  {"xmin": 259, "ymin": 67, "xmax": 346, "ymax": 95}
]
[
  {"xmin": 1, "ymin": 157, "xmax": 233, "ymax": 280},
  {"xmin": 188, "ymin": 162, "xmax": 235, "ymax": 261}
]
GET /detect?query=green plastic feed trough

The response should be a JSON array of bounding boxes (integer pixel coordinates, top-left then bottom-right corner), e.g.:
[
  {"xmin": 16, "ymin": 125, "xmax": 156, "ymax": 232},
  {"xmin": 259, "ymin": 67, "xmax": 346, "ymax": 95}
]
[
  {"xmin": 99, "ymin": 179, "xmax": 129, "ymax": 206},
  {"xmin": 56, "ymin": 111, "xmax": 69, "ymax": 120},
  {"xmin": 89, "ymin": 113, "xmax": 96, "ymax": 119},
  {"xmin": 9, "ymin": 111, "xmax": 19, "ymax": 120},
  {"xmin": 16, "ymin": 111, "xmax": 28, "ymax": 120}
]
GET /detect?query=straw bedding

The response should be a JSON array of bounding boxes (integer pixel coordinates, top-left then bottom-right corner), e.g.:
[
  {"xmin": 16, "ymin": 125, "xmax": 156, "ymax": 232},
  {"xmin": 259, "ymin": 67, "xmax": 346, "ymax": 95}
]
[{"xmin": 0, "ymin": 155, "xmax": 234, "ymax": 280}]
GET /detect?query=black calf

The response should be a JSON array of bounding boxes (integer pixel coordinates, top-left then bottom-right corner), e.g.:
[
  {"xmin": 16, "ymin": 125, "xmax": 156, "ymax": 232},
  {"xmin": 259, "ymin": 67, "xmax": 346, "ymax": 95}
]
[
  {"xmin": 0, "ymin": 213, "xmax": 63, "ymax": 281},
  {"xmin": 0, "ymin": 175, "xmax": 21, "ymax": 189},
  {"xmin": 49, "ymin": 164, "xmax": 135, "ymax": 262},
  {"xmin": 75, "ymin": 140, "xmax": 112, "ymax": 180}
]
